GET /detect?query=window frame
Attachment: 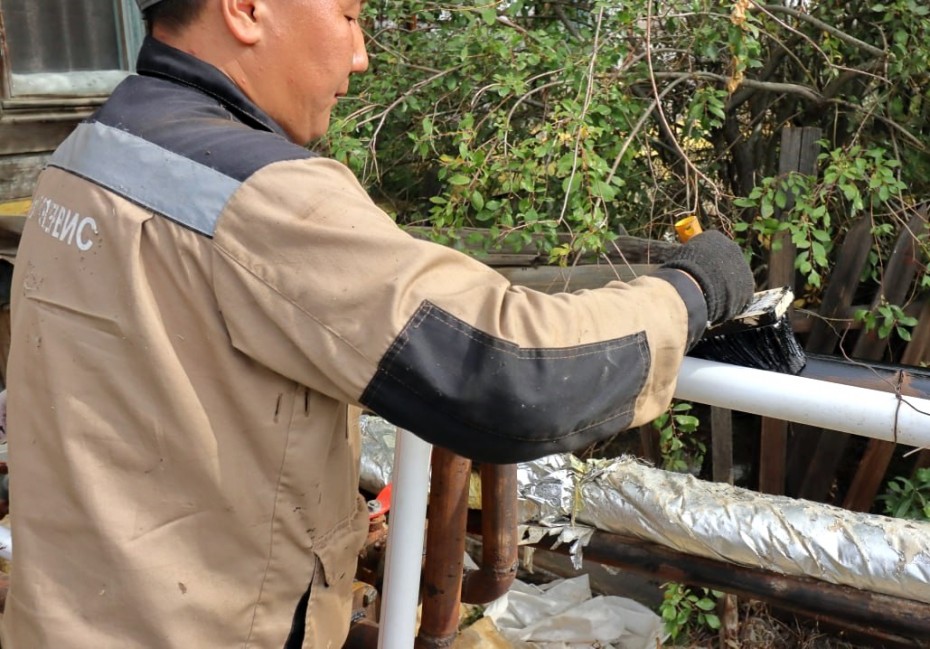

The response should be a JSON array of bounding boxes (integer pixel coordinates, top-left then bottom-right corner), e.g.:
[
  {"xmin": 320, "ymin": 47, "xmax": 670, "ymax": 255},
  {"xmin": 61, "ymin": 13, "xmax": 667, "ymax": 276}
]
[
  {"xmin": 0, "ymin": 0, "xmax": 144, "ymax": 205},
  {"xmin": 0, "ymin": 0, "xmax": 144, "ymax": 107}
]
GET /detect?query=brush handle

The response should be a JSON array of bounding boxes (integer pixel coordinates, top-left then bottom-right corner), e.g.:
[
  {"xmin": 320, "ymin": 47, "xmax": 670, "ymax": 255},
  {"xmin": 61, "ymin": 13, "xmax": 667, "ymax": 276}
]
[
  {"xmin": 704, "ymin": 287, "xmax": 793, "ymax": 335},
  {"xmin": 674, "ymin": 215, "xmax": 702, "ymax": 242}
]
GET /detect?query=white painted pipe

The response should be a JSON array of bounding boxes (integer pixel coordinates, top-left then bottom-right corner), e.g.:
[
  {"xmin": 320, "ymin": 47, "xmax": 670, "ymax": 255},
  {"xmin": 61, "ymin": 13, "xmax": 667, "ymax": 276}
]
[
  {"xmin": 676, "ymin": 357, "xmax": 930, "ymax": 447},
  {"xmin": 377, "ymin": 428, "xmax": 432, "ymax": 649},
  {"xmin": 0, "ymin": 525, "xmax": 11, "ymax": 561},
  {"xmin": 369, "ymin": 357, "xmax": 930, "ymax": 648}
]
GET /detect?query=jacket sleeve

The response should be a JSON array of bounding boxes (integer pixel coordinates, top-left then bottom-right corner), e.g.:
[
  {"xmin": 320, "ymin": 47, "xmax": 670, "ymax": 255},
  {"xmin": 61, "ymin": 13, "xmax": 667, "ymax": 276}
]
[{"xmin": 212, "ymin": 158, "xmax": 707, "ymax": 463}]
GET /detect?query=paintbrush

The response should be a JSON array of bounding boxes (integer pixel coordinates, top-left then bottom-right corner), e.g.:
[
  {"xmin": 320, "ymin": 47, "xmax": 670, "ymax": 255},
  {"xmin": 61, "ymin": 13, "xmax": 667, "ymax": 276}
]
[
  {"xmin": 674, "ymin": 215, "xmax": 807, "ymax": 375},
  {"xmin": 688, "ymin": 285, "xmax": 807, "ymax": 374}
]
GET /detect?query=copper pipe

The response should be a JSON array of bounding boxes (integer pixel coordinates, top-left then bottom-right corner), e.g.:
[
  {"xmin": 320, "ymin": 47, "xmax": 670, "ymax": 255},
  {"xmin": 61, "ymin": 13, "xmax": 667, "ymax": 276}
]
[
  {"xmin": 461, "ymin": 463, "xmax": 518, "ymax": 604},
  {"xmin": 341, "ymin": 619, "xmax": 380, "ymax": 649},
  {"xmin": 414, "ymin": 447, "xmax": 471, "ymax": 649}
]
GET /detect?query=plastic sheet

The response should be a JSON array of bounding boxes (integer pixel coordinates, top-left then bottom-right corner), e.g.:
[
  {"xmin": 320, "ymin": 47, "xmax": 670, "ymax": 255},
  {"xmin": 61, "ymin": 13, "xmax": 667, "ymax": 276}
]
[{"xmin": 482, "ymin": 574, "xmax": 665, "ymax": 649}]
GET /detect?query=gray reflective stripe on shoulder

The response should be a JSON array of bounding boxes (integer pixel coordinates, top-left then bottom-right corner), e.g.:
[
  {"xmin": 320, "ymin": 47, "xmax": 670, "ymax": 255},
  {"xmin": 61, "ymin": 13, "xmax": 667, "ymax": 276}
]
[{"xmin": 49, "ymin": 121, "xmax": 240, "ymax": 237}]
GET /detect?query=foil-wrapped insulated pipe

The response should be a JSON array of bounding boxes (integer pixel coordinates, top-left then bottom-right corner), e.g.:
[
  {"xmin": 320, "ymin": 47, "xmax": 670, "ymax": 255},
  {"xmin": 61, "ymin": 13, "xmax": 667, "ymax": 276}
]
[{"xmin": 362, "ymin": 417, "xmax": 930, "ymax": 606}]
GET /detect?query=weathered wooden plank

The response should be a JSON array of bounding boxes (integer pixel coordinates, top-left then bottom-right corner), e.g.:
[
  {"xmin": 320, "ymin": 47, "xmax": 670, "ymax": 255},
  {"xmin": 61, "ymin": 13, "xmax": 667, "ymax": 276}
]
[
  {"xmin": 0, "ymin": 119, "xmax": 80, "ymax": 156},
  {"xmin": 759, "ymin": 418, "xmax": 788, "ymax": 495},
  {"xmin": 495, "ymin": 264, "xmax": 652, "ymax": 293},
  {"xmin": 711, "ymin": 407, "xmax": 734, "ymax": 485},
  {"xmin": 913, "ymin": 451, "xmax": 930, "ymax": 471},
  {"xmin": 638, "ymin": 424, "xmax": 661, "ymax": 466},
  {"xmin": 798, "ymin": 209, "xmax": 928, "ymax": 503},
  {"xmin": 851, "ymin": 212, "xmax": 927, "ymax": 361},
  {"xmin": 843, "ymin": 298, "xmax": 930, "ymax": 511},
  {"xmin": 901, "ymin": 299, "xmax": 930, "ymax": 367},
  {"xmin": 710, "ymin": 402, "xmax": 740, "ymax": 644},
  {"xmin": 0, "ymin": 154, "xmax": 47, "ymax": 202},
  {"xmin": 804, "ymin": 216, "xmax": 874, "ymax": 352},
  {"xmin": 767, "ymin": 127, "xmax": 821, "ymax": 290},
  {"xmin": 907, "ymin": 291, "xmax": 930, "ymax": 472},
  {"xmin": 760, "ymin": 127, "xmax": 821, "ymax": 496},
  {"xmin": 406, "ymin": 227, "xmax": 681, "ymax": 266},
  {"xmin": 785, "ymin": 216, "xmax": 874, "ymax": 496}
]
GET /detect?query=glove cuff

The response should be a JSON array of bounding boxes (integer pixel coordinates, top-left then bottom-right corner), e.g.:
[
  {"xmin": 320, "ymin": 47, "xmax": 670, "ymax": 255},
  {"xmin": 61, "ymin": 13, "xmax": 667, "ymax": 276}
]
[
  {"xmin": 650, "ymin": 268, "xmax": 709, "ymax": 350},
  {"xmin": 661, "ymin": 258, "xmax": 722, "ymax": 324}
]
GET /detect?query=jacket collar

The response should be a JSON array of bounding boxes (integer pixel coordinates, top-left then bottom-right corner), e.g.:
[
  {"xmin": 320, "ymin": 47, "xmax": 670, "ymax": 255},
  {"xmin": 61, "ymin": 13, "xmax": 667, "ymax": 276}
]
[{"xmin": 134, "ymin": 35, "xmax": 290, "ymax": 140}]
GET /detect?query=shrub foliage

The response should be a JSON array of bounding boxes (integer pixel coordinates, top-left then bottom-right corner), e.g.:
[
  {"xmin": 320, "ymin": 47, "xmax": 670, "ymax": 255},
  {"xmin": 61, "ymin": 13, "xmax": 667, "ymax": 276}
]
[{"xmin": 323, "ymin": 0, "xmax": 930, "ymax": 306}]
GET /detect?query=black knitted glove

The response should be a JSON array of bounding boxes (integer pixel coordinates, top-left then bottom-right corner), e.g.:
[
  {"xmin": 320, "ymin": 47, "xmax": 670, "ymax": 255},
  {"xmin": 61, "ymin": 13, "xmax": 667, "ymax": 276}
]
[{"xmin": 661, "ymin": 230, "xmax": 754, "ymax": 324}]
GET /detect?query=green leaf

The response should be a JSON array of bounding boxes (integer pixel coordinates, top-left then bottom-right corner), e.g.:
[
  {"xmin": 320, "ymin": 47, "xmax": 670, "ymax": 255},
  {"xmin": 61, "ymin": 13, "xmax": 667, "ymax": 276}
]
[
  {"xmin": 447, "ymin": 174, "xmax": 471, "ymax": 186},
  {"xmin": 703, "ymin": 613, "xmax": 722, "ymax": 629},
  {"xmin": 774, "ymin": 190, "xmax": 787, "ymax": 209},
  {"xmin": 695, "ymin": 597, "xmax": 716, "ymax": 611},
  {"xmin": 812, "ymin": 228, "xmax": 831, "ymax": 243},
  {"xmin": 471, "ymin": 190, "xmax": 485, "ymax": 211},
  {"xmin": 760, "ymin": 200, "xmax": 774, "ymax": 219},
  {"xmin": 812, "ymin": 241, "xmax": 827, "ymax": 265}
]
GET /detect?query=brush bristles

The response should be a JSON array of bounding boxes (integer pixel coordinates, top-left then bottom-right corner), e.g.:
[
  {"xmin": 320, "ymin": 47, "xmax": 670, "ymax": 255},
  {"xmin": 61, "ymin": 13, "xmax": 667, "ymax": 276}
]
[{"xmin": 690, "ymin": 313, "xmax": 807, "ymax": 375}]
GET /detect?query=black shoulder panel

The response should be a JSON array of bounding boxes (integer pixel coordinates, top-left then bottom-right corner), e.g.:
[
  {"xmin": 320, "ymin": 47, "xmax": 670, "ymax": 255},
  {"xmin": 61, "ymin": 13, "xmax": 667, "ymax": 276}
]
[{"xmin": 93, "ymin": 75, "xmax": 314, "ymax": 182}]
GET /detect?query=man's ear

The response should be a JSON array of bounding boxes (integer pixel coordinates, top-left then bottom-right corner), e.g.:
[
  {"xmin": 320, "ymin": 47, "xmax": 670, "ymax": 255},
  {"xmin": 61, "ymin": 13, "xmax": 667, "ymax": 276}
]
[{"xmin": 221, "ymin": 0, "xmax": 264, "ymax": 45}]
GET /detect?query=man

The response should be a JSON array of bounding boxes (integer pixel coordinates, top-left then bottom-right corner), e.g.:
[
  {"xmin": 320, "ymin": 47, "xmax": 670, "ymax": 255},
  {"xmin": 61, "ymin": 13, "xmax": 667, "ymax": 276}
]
[{"xmin": 4, "ymin": 0, "xmax": 753, "ymax": 647}]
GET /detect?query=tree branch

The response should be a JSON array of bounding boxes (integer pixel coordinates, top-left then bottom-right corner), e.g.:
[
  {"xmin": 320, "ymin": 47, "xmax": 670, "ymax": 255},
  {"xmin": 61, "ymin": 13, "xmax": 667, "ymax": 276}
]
[
  {"xmin": 553, "ymin": 4, "xmax": 584, "ymax": 42},
  {"xmin": 650, "ymin": 71, "xmax": 825, "ymax": 104},
  {"xmin": 820, "ymin": 58, "xmax": 884, "ymax": 100},
  {"xmin": 755, "ymin": 3, "xmax": 886, "ymax": 58}
]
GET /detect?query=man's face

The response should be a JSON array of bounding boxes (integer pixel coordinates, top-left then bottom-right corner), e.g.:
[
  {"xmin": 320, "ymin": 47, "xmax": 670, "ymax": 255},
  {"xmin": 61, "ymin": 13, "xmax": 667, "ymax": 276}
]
[{"xmin": 260, "ymin": 0, "xmax": 368, "ymax": 143}]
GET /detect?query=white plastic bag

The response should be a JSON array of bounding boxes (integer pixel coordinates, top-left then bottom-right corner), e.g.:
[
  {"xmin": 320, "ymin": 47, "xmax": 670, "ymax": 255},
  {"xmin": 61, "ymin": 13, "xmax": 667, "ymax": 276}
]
[{"xmin": 483, "ymin": 574, "xmax": 666, "ymax": 649}]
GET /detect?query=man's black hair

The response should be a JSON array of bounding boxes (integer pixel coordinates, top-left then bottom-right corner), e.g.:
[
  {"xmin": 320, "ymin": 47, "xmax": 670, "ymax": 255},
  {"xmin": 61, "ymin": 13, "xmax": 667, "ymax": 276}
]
[{"xmin": 144, "ymin": 0, "xmax": 208, "ymax": 32}]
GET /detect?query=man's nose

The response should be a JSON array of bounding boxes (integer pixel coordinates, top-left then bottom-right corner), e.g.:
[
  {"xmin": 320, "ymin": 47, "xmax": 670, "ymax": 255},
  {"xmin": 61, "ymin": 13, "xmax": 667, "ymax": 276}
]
[{"xmin": 352, "ymin": 30, "xmax": 369, "ymax": 73}]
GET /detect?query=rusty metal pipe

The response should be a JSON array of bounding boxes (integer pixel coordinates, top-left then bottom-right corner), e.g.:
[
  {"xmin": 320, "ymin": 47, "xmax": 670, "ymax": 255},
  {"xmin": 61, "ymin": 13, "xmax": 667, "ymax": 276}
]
[
  {"xmin": 341, "ymin": 619, "xmax": 380, "ymax": 649},
  {"xmin": 528, "ymin": 527, "xmax": 930, "ymax": 642},
  {"xmin": 801, "ymin": 352, "xmax": 930, "ymax": 398},
  {"xmin": 414, "ymin": 447, "xmax": 471, "ymax": 649},
  {"xmin": 461, "ymin": 463, "xmax": 518, "ymax": 605}
]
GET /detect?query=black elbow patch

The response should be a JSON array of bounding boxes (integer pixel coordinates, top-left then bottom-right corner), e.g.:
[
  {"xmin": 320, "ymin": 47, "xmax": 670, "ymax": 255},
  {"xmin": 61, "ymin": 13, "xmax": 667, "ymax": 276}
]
[{"xmin": 360, "ymin": 302, "xmax": 650, "ymax": 464}]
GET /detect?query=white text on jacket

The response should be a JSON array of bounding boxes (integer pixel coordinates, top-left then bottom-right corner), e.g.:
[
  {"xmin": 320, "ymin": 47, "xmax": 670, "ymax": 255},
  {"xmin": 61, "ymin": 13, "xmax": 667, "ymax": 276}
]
[{"xmin": 30, "ymin": 195, "xmax": 98, "ymax": 251}]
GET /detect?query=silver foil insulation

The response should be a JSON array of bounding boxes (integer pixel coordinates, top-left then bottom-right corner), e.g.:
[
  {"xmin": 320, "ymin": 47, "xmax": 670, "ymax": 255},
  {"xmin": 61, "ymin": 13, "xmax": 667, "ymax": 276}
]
[{"xmin": 360, "ymin": 416, "xmax": 930, "ymax": 603}]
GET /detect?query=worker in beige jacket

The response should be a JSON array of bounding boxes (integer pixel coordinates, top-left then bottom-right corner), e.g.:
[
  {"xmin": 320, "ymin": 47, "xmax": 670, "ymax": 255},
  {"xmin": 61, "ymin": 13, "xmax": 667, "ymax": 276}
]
[{"xmin": 4, "ymin": 0, "xmax": 753, "ymax": 647}]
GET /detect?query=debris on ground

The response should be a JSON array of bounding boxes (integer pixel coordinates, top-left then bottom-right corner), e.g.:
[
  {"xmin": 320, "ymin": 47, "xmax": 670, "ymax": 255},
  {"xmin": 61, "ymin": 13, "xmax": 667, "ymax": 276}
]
[{"xmin": 453, "ymin": 573, "xmax": 666, "ymax": 649}]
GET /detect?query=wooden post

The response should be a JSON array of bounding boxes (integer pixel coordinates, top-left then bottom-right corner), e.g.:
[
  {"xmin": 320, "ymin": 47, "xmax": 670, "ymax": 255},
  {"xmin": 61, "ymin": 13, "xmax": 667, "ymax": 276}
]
[
  {"xmin": 638, "ymin": 424, "xmax": 661, "ymax": 466},
  {"xmin": 711, "ymin": 407, "xmax": 734, "ymax": 485},
  {"xmin": 785, "ymin": 216, "xmax": 873, "ymax": 495},
  {"xmin": 799, "ymin": 209, "xmax": 928, "ymax": 503},
  {"xmin": 759, "ymin": 127, "xmax": 821, "ymax": 495},
  {"xmin": 710, "ymin": 405, "xmax": 739, "ymax": 643},
  {"xmin": 767, "ymin": 127, "xmax": 821, "ymax": 291},
  {"xmin": 842, "ymin": 211, "xmax": 930, "ymax": 511}
]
